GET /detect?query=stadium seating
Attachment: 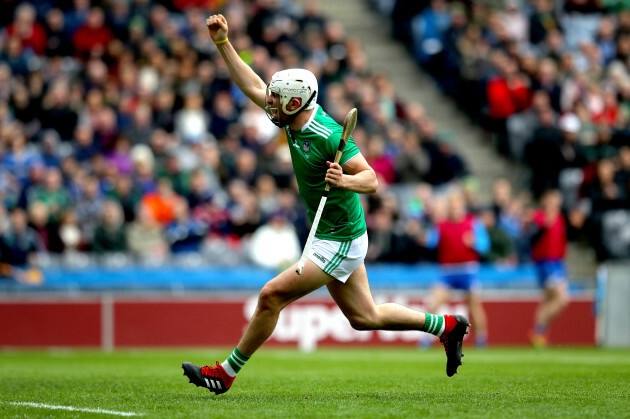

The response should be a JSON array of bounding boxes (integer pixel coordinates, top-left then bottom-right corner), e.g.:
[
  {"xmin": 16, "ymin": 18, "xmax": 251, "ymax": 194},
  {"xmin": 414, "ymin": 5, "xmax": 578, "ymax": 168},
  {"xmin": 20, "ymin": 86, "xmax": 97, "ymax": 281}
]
[
  {"xmin": 377, "ymin": 0, "xmax": 630, "ymax": 261},
  {"xmin": 0, "ymin": 0, "xmax": 606, "ymax": 289}
]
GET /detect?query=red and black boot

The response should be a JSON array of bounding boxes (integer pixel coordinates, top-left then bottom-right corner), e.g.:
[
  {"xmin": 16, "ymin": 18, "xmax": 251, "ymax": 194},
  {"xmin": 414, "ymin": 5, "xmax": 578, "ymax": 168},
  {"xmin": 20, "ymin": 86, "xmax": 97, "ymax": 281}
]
[
  {"xmin": 182, "ymin": 362, "xmax": 235, "ymax": 394},
  {"xmin": 439, "ymin": 314, "xmax": 471, "ymax": 377}
]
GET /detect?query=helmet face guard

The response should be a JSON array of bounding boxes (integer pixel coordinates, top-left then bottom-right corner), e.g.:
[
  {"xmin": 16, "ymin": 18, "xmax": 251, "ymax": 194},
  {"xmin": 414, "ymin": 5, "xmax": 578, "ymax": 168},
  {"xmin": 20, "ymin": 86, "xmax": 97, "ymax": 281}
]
[
  {"xmin": 265, "ymin": 85, "xmax": 316, "ymax": 127},
  {"xmin": 264, "ymin": 69, "xmax": 318, "ymax": 128},
  {"xmin": 264, "ymin": 83, "xmax": 282, "ymax": 127}
]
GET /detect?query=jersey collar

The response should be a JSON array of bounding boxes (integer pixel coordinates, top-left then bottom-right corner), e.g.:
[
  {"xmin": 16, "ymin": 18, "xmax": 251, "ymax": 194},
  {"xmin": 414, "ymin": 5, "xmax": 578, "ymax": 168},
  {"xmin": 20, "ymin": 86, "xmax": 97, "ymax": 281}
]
[{"xmin": 300, "ymin": 104, "xmax": 320, "ymax": 133}]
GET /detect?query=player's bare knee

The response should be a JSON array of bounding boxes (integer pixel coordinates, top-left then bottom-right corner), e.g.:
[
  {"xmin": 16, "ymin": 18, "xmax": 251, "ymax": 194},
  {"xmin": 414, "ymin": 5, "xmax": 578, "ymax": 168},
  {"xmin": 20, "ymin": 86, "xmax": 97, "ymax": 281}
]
[
  {"xmin": 347, "ymin": 313, "xmax": 378, "ymax": 331},
  {"xmin": 257, "ymin": 284, "xmax": 283, "ymax": 313}
]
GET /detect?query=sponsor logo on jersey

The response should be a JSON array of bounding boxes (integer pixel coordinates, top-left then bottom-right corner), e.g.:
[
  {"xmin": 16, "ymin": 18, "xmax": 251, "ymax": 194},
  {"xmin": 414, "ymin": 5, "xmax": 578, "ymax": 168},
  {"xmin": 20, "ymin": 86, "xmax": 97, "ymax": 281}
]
[
  {"xmin": 313, "ymin": 252, "xmax": 327, "ymax": 264},
  {"xmin": 302, "ymin": 141, "xmax": 310, "ymax": 152}
]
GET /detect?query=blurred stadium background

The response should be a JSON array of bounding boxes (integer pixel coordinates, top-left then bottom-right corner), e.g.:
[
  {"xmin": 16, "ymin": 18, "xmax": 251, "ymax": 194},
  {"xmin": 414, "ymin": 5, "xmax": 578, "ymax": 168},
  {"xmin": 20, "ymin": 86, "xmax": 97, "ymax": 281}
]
[{"xmin": 1, "ymin": 0, "xmax": 629, "ymax": 350}]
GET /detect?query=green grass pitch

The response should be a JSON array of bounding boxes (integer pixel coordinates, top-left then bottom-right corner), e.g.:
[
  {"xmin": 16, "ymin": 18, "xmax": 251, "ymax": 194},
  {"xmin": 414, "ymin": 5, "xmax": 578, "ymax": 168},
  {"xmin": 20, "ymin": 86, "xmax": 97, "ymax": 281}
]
[{"xmin": 1, "ymin": 347, "xmax": 628, "ymax": 417}]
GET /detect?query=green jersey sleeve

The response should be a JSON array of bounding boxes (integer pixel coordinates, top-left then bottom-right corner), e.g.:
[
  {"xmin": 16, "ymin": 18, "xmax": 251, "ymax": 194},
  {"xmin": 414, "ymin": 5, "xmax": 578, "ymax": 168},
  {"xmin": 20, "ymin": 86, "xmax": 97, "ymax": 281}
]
[{"xmin": 339, "ymin": 135, "xmax": 360, "ymax": 166}]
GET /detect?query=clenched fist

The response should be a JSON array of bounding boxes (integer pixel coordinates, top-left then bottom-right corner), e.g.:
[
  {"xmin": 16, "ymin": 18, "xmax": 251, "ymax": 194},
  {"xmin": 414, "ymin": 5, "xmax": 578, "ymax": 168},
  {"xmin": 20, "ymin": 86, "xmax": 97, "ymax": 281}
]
[
  {"xmin": 325, "ymin": 161, "xmax": 344, "ymax": 188},
  {"xmin": 206, "ymin": 14, "xmax": 228, "ymax": 43}
]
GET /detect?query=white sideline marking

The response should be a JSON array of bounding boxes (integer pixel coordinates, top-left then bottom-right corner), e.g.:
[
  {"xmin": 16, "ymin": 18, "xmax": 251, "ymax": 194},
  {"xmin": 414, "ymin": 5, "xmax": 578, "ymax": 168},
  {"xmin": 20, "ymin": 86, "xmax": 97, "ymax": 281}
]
[{"xmin": 10, "ymin": 402, "xmax": 143, "ymax": 416}]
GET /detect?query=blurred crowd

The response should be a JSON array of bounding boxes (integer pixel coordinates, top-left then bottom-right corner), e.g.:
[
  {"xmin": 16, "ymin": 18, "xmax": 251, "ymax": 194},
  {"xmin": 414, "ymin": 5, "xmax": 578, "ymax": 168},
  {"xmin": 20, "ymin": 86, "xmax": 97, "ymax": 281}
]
[
  {"xmin": 0, "ymin": 0, "xmax": 479, "ymax": 272},
  {"xmin": 0, "ymin": 0, "xmax": 583, "ymax": 277},
  {"xmin": 376, "ymin": 0, "xmax": 630, "ymax": 260}
]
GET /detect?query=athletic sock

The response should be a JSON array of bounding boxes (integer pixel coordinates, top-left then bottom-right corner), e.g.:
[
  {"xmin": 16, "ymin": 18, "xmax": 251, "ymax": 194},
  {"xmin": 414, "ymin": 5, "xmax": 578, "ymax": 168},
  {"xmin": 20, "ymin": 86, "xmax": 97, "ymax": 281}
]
[
  {"xmin": 423, "ymin": 313, "xmax": 456, "ymax": 338},
  {"xmin": 221, "ymin": 348, "xmax": 250, "ymax": 377},
  {"xmin": 534, "ymin": 324, "xmax": 547, "ymax": 335}
]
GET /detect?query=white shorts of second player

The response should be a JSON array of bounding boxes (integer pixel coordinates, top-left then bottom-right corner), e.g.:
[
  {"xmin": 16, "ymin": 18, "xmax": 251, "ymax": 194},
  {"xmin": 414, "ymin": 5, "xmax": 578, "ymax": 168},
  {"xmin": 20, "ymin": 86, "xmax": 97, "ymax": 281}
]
[{"xmin": 307, "ymin": 232, "xmax": 368, "ymax": 283}]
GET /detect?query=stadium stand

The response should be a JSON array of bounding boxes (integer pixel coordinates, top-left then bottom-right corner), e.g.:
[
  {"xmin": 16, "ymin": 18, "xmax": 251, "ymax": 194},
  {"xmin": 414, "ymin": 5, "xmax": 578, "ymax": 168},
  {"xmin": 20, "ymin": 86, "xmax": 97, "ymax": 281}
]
[
  {"xmin": 0, "ymin": 0, "xmax": 604, "ymax": 288},
  {"xmin": 375, "ymin": 0, "xmax": 630, "ymax": 261}
]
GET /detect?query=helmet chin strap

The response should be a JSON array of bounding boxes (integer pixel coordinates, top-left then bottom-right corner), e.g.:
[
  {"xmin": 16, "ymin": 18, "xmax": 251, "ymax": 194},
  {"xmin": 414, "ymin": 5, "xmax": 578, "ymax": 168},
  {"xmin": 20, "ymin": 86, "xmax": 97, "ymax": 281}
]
[{"xmin": 267, "ymin": 90, "xmax": 317, "ymax": 128}]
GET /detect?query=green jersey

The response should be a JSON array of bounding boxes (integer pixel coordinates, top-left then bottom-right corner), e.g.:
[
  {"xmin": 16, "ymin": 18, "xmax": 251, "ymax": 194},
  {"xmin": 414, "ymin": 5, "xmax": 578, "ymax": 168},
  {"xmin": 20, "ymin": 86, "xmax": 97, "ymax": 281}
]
[{"xmin": 285, "ymin": 105, "xmax": 367, "ymax": 241}]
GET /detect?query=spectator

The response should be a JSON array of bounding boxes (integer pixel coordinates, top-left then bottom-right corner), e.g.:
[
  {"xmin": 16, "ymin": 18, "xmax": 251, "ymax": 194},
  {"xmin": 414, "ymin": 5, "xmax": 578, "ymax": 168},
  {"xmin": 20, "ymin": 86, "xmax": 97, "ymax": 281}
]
[
  {"xmin": 418, "ymin": 118, "xmax": 468, "ymax": 185},
  {"xmin": 65, "ymin": 0, "xmax": 90, "ymax": 34},
  {"xmin": 411, "ymin": 0, "xmax": 451, "ymax": 72},
  {"xmin": 153, "ymin": 88, "xmax": 176, "ymax": 133},
  {"xmin": 6, "ymin": 3, "xmax": 46, "ymax": 56},
  {"xmin": 58, "ymin": 209, "xmax": 83, "ymax": 253},
  {"xmin": 247, "ymin": 210, "xmax": 301, "ymax": 270},
  {"xmin": 125, "ymin": 103, "xmax": 154, "ymax": 146},
  {"xmin": 532, "ymin": 59, "xmax": 561, "ymax": 113},
  {"xmin": 2, "ymin": 35, "xmax": 29, "ymax": 77},
  {"xmin": 9, "ymin": 84, "xmax": 38, "ymax": 132},
  {"xmin": 365, "ymin": 134, "xmax": 396, "ymax": 185},
  {"xmin": 558, "ymin": 113, "xmax": 588, "ymax": 171},
  {"xmin": 524, "ymin": 107, "xmax": 564, "ymax": 197},
  {"xmin": 186, "ymin": 169, "xmax": 215, "ymax": 211},
  {"xmin": 2, "ymin": 126, "xmax": 43, "ymax": 185},
  {"xmin": 175, "ymin": 92, "xmax": 210, "ymax": 145},
  {"xmin": 73, "ymin": 125, "xmax": 100, "ymax": 164},
  {"xmin": 486, "ymin": 53, "xmax": 532, "ymax": 154},
  {"xmin": 27, "ymin": 200, "xmax": 62, "ymax": 253},
  {"xmin": 210, "ymin": 90, "xmax": 238, "ymax": 139},
  {"xmin": 45, "ymin": 8, "xmax": 74, "ymax": 57},
  {"xmin": 255, "ymin": 174, "xmax": 279, "ymax": 220},
  {"xmin": 40, "ymin": 130, "xmax": 64, "ymax": 169},
  {"xmin": 501, "ymin": 0, "xmax": 528, "ymax": 44},
  {"xmin": 527, "ymin": 189, "xmax": 569, "ymax": 347},
  {"xmin": 479, "ymin": 207, "xmax": 516, "ymax": 264},
  {"xmin": 26, "ymin": 167, "xmax": 71, "ymax": 224},
  {"xmin": 93, "ymin": 200, "xmax": 127, "ymax": 254},
  {"xmin": 158, "ymin": 152, "xmax": 190, "ymax": 197},
  {"xmin": 0, "ymin": 207, "xmax": 41, "ymax": 269},
  {"xmin": 74, "ymin": 175, "xmax": 105, "ymax": 243},
  {"xmin": 227, "ymin": 179, "xmax": 261, "ymax": 238},
  {"xmin": 140, "ymin": 177, "xmax": 181, "ymax": 226},
  {"xmin": 39, "ymin": 79, "xmax": 78, "ymax": 141},
  {"xmin": 107, "ymin": 135, "xmax": 134, "ymax": 176},
  {"xmin": 395, "ymin": 131, "xmax": 430, "ymax": 183},
  {"xmin": 107, "ymin": 174, "xmax": 141, "ymax": 223},
  {"xmin": 127, "ymin": 205, "xmax": 168, "ymax": 260},
  {"xmin": 72, "ymin": 8, "xmax": 114, "ymax": 59},
  {"xmin": 529, "ymin": 0, "xmax": 561, "ymax": 45},
  {"xmin": 584, "ymin": 124, "xmax": 617, "ymax": 162},
  {"xmin": 232, "ymin": 148, "xmax": 260, "ymax": 187},
  {"xmin": 164, "ymin": 200, "xmax": 207, "ymax": 253},
  {"xmin": 366, "ymin": 207, "xmax": 397, "ymax": 262}
]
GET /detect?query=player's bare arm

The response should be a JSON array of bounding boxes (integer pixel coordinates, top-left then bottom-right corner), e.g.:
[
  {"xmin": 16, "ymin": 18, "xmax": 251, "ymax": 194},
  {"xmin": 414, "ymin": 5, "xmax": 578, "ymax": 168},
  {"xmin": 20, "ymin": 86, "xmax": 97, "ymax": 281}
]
[
  {"xmin": 206, "ymin": 14, "xmax": 267, "ymax": 108},
  {"xmin": 325, "ymin": 154, "xmax": 378, "ymax": 194}
]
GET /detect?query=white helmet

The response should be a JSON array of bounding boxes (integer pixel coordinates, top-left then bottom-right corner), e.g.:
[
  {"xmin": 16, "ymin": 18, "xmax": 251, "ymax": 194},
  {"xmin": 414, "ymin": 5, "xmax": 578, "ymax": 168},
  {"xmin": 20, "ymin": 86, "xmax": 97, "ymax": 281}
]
[{"xmin": 265, "ymin": 68, "xmax": 318, "ymax": 127}]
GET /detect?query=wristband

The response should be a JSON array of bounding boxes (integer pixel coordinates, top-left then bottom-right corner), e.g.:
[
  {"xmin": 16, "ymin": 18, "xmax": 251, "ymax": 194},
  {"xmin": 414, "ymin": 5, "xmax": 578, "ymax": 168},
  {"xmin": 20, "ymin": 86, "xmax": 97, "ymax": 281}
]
[{"xmin": 214, "ymin": 38, "xmax": 228, "ymax": 45}]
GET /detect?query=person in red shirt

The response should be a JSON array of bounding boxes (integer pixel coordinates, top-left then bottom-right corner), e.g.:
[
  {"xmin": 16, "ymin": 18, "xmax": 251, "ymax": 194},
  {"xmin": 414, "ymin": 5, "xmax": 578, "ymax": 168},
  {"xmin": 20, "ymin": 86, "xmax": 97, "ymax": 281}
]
[
  {"xmin": 6, "ymin": 3, "xmax": 47, "ymax": 55},
  {"xmin": 422, "ymin": 192, "xmax": 490, "ymax": 347},
  {"xmin": 528, "ymin": 189, "xmax": 570, "ymax": 347},
  {"xmin": 72, "ymin": 8, "xmax": 113, "ymax": 59}
]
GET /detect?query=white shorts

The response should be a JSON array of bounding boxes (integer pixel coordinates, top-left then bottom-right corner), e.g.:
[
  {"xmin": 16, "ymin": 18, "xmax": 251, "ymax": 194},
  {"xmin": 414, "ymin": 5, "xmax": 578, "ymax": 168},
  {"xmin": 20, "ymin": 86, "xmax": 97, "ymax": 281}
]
[{"xmin": 307, "ymin": 232, "xmax": 368, "ymax": 283}]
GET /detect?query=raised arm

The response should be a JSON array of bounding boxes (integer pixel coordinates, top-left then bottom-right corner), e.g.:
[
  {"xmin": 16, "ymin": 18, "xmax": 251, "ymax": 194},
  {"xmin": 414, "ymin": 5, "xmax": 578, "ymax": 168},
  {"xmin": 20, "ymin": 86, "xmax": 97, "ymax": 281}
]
[{"xmin": 206, "ymin": 14, "xmax": 267, "ymax": 109}]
